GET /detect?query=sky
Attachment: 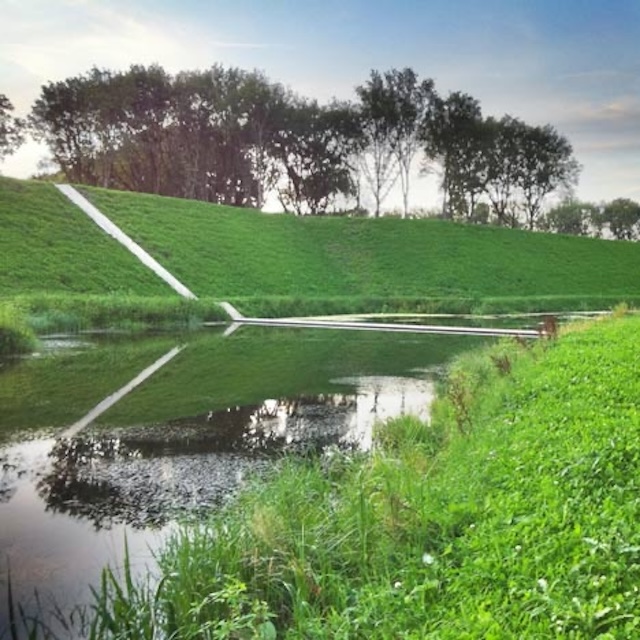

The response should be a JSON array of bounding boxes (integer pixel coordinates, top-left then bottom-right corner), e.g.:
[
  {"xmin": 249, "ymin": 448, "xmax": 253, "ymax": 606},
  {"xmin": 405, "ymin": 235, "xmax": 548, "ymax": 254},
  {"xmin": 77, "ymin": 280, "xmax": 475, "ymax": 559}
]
[{"xmin": 1, "ymin": 0, "xmax": 639, "ymax": 210}]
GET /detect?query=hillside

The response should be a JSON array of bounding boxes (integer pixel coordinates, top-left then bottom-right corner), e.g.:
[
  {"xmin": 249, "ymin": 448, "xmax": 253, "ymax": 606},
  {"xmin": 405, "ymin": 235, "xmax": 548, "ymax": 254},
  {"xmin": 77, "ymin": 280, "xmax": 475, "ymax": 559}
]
[
  {"xmin": 0, "ymin": 178, "xmax": 172, "ymax": 296},
  {"xmin": 1, "ymin": 177, "xmax": 639, "ymax": 315},
  {"xmin": 81, "ymin": 185, "xmax": 640, "ymax": 309}
]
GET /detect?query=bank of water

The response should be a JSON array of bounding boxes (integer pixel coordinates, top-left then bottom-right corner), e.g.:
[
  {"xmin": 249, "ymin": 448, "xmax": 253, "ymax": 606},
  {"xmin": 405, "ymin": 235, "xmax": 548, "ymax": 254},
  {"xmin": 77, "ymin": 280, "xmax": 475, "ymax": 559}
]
[{"xmin": 0, "ymin": 323, "xmax": 495, "ymax": 636}]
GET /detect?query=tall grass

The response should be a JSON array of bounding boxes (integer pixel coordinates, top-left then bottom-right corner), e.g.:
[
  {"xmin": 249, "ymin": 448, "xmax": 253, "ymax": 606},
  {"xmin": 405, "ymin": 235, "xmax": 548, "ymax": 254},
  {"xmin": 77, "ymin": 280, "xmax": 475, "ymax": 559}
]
[
  {"xmin": 10, "ymin": 293, "xmax": 227, "ymax": 334},
  {"xmin": 0, "ymin": 301, "xmax": 37, "ymax": 356}
]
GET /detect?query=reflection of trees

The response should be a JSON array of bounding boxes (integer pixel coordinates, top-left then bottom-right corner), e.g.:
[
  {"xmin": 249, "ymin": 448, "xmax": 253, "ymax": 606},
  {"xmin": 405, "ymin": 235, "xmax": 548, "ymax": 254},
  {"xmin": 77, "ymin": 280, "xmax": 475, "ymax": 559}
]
[
  {"xmin": 33, "ymin": 393, "xmax": 365, "ymax": 530},
  {"xmin": 1, "ymin": 452, "xmax": 27, "ymax": 504},
  {"xmin": 0, "ymin": 466, "xmax": 18, "ymax": 503},
  {"xmin": 35, "ymin": 437, "xmax": 156, "ymax": 530}
]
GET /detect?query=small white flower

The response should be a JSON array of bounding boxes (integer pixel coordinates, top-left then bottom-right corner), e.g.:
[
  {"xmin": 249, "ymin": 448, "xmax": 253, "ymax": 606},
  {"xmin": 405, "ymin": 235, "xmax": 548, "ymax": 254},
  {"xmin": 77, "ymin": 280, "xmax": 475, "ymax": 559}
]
[
  {"xmin": 393, "ymin": 581, "xmax": 402, "ymax": 589},
  {"xmin": 422, "ymin": 552, "xmax": 435, "ymax": 566},
  {"xmin": 514, "ymin": 545, "xmax": 522, "ymax": 552},
  {"xmin": 537, "ymin": 578, "xmax": 548, "ymax": 591}
]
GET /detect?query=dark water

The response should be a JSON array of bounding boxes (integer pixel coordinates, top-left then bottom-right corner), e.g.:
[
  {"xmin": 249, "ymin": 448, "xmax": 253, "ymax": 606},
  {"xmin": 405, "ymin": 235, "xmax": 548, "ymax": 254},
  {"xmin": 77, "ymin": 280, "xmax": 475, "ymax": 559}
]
[{"xmin": 0, "ymin": 324, "xmax": 491, "ymax": 636}]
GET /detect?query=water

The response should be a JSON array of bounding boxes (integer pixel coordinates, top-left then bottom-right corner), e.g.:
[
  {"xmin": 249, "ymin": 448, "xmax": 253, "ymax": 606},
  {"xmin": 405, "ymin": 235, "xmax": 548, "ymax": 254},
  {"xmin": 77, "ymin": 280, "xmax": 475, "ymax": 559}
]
[{"xmin": 0, "ymin": 324, "xmax": 489, "ymax": 636}]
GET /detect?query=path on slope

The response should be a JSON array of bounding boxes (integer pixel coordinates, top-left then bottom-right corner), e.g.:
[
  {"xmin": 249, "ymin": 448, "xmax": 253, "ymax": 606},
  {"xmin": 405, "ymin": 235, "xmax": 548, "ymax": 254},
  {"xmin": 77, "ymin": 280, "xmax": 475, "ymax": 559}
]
[
  {"xmin": 55, "ymin": 184, "xmax": 197, "ymax": 299},
  {"xmin": 58, "ymin": 186, "xmax": 543, "ymax": 339}
]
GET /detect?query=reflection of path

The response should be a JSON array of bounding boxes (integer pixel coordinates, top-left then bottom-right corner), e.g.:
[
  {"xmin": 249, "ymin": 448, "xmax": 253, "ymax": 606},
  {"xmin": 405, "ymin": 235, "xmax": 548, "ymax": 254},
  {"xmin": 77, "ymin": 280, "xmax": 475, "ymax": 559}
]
[{"xmin": 59, "ymin": 346, "xmax": 184, "ymax": 439}]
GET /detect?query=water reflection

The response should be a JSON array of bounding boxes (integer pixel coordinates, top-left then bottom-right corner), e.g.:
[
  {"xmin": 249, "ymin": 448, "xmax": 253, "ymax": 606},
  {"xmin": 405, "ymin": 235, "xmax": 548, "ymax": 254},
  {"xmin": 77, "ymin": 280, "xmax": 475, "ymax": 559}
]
[
  {"xmin": 0, "ymin": 327, "xmax": 476, "ymax": 637},
  {"xmin": 19, "ymin": 376, "xmax": 433, "ymax": 530}
]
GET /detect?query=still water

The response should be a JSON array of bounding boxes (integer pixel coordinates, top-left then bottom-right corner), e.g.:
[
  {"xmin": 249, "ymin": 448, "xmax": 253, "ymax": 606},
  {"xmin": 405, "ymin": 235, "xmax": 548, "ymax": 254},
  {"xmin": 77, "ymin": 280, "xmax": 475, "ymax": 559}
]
[{"xmin": 0, "ymin": 325, "xmax": 490, "ymax": 636}]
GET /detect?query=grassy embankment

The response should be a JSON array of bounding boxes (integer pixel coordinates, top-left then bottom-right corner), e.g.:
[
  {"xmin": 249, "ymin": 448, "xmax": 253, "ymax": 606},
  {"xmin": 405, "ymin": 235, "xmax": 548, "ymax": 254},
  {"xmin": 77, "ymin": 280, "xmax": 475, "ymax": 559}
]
[
  {"xmin": 90, "ymin": 313, "xmax": 640, "ymax": 638},
  {"xmin": 82, "ymin": 185, "xmax": 640, "ymax": 317},
  {"xmin": 0, "ymin": 178, "xmax": 226, "ymax": 350},
  {"xmin": 2, "ymin": 175, "xmax": 640, "ymax": 351}
]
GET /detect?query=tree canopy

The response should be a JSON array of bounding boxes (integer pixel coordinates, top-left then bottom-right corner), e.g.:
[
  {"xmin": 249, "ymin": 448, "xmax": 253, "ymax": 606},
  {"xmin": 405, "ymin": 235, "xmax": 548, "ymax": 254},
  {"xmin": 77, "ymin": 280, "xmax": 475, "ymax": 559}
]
[
  {"xmin": 0, "ymin": 93, "xmax": 25, "ymax": 162},
  {"xmin": 18, "ymin": 62, "xmax": 640, "ymax": 237}
]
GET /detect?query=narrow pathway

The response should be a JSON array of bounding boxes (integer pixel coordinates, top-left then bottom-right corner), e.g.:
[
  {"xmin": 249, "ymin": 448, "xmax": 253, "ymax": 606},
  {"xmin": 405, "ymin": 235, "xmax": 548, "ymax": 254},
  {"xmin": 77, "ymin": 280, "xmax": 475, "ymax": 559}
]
[
  {"xmin": 55, "ymin": 184, "xmax": 197, "ymax": 299},
  {"xmin": 209, "ymin": 304, "xmax": 541, "ymax": 339}
]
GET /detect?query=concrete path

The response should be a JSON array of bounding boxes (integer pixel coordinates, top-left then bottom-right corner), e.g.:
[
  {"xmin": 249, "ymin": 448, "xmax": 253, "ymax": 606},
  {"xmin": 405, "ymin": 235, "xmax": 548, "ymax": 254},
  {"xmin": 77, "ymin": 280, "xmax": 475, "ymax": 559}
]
[
  {"xmin": 209, "ymin": 304, "xmax": 540, "ymax": 339},
  {"xmin": 55, "ymin": 184, "xmax": 197, "ymax": 299}
]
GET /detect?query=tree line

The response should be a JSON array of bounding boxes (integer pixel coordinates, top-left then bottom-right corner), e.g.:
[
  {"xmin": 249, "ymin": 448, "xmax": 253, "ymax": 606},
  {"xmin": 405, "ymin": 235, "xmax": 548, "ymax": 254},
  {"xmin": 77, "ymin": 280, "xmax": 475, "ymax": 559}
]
[{"xmin": 1, "ymin": 64, "xmax": 638, "ymax": 238}]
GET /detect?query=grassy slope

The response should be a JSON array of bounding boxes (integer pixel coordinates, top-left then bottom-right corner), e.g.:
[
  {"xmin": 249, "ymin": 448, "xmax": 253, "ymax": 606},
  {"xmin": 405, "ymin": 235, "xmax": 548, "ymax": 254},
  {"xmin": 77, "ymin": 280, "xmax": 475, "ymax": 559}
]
[
  {"xmin": 0, "ymin": 177, "xmax": 171, "ymax": 296},
  {"xmin": 82, "ymin": 185, "xmax": 640, "ymax": 309},
  {"xmin": 91, "ymin": 315, "xmax": 640, "ymax": 638},
  {"xmin": 2, "ymin": 177, "xmax": 639, "ymax": 317}
]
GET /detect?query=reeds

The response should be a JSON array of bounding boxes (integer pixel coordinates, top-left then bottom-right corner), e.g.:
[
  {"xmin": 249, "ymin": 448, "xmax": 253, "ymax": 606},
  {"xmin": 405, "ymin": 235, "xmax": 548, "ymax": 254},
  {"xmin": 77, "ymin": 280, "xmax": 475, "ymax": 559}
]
[{"xmin": 0, "ymin": 301, "xmax": 37, "ymax": 356}]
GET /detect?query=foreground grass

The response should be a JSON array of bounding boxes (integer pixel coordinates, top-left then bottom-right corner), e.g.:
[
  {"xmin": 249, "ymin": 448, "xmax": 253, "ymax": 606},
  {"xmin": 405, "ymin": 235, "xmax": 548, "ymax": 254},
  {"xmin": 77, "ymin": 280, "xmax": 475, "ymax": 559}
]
[{"xmin": 89, "ymin": 314, "xmax": 639, "ymax": 638}]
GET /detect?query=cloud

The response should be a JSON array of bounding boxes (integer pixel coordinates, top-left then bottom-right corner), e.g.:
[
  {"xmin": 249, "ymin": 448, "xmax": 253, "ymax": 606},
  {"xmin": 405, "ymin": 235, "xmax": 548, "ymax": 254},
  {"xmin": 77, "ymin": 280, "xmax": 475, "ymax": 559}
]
[
  {"xmin": 559, "ymin": 68, "xmax": 639, "ymax": 83},
  {"xmin": 0, "ymin": 0, "xmax": 276, "ymax": 106},
  {"xmin": 571, "ymin": 96, "xmax": 640, "ymax": 123}
]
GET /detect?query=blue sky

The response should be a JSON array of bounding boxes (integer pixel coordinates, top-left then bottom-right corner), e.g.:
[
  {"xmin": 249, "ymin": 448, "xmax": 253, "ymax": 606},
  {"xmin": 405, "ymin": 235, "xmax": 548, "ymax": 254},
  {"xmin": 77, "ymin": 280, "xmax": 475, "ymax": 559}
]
[{"xmin": 1, "ymin": 0, "xmax": 638, "ymax": 208}]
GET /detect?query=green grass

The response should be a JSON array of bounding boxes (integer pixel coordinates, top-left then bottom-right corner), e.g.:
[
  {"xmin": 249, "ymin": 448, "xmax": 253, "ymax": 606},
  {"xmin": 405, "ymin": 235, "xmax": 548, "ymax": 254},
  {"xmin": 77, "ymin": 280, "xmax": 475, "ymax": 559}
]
[
  {"xmin": 2, "ymin": 176, "xmax": 640, "ymax": 328},
  {"xmin": 82, "ymin": 185, "xmax": 640, "ymax": 312},
  {"xmin": 0, "ymin": 301, "xmax": 37, "ymax": 356},
  {"xmin": 0, "ymin": 178, "xmax": 172, "ymax": 296},
  {"xmin": 8, "ymin": 293, "xmax": 227, "ymax": 334},
  {"xmin": 88, "ymin": 314, "xmax": 640, "ymax": 638}
]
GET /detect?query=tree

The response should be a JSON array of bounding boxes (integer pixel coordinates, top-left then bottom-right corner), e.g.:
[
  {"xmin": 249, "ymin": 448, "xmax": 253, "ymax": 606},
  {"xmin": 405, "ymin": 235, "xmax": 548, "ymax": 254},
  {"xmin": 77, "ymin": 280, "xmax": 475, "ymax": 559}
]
[
  {"xmin": 355, "ymin": 70, "xmax": 399, "ymax": 217},
  {"xmin": 518, "ymin": 124, "xmax": 580, "ymax": 230},
  {"xmin": 483, "ymin": 115, "xmax": 526, "ymax": 227},
  {"xmin": 270, "ymin": 99, "xmax": 355, "ymax": 215},
  {"xmin": 422, "ymin": 91, "xmax": 485, "ymax": 220},
  {"xmin": 602, "ymin": 198, "xmax": 640, "ymax": 240},
  {"xmin": 0, "ymin": 94, "xmax": 25, "ymax": 162},
  {"xmin": 169, "ymin": 66, "xmax": 262, "ymax": 206},
  {"xmin": 542, "ymin": 200, "xmax": 596, "ymax": 236},
  {"xmin": 237, "ymin": 72, "xmax": 290, "ymax": 209},
  {"xmin": 384, "ymin": 68, "xmax": 434, "ymax": 218},
  {"xmin": 30, "ymin": 74, "xmax": 100, "ymax": 184}
]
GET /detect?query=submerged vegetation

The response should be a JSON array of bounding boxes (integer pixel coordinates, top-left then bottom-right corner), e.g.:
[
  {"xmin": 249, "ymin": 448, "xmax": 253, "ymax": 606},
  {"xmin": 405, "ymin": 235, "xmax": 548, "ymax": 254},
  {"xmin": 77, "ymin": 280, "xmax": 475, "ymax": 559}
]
[{"xmin": 87, "ymin": 314, "xmax": 640, "ymax": 637}]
